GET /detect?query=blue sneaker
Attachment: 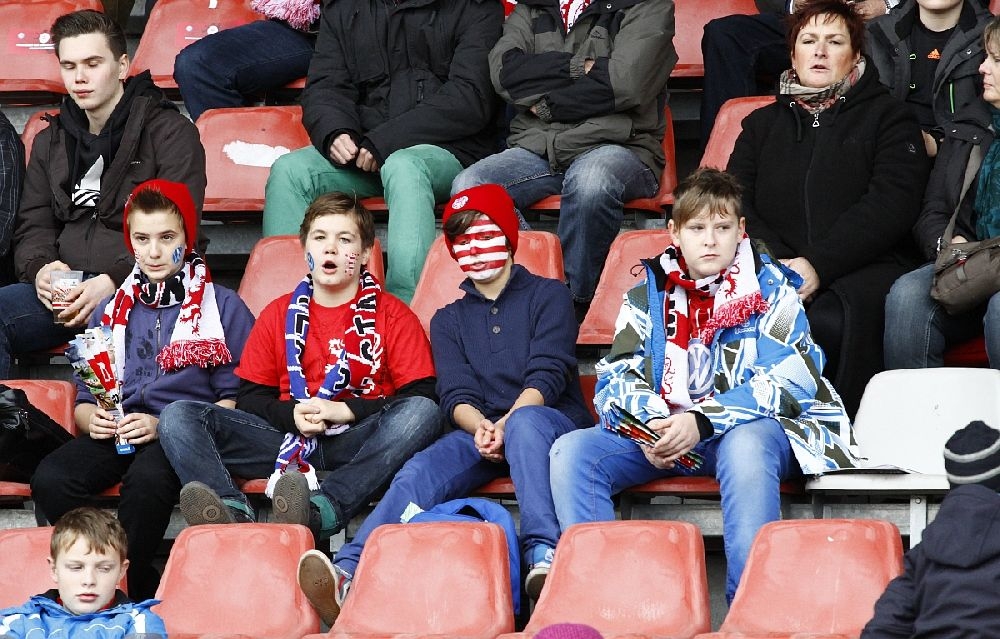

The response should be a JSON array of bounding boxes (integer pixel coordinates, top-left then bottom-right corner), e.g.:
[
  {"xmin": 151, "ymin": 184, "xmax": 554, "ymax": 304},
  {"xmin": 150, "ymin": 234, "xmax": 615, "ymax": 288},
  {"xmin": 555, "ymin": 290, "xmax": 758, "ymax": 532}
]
[{"xmin": 525, "ymin": 545, "xmax": 554, "ymax": 601}]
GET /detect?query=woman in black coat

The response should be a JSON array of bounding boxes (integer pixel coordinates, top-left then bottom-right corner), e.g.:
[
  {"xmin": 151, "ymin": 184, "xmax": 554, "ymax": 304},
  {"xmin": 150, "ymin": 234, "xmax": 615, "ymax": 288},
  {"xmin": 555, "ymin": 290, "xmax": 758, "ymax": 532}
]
[{"xmin": 727, "ymin": 0, "xmax": 931, "ymax": 416}]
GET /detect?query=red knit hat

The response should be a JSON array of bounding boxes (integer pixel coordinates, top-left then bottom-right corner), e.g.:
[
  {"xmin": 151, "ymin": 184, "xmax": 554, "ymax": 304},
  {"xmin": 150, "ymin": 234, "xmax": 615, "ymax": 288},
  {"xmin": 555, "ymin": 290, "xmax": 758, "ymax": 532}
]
[
  {"xmin": 123, "ymin": 179, "xmax": 198, "ymax": 254},
  {"xmin": 443, "ymin": 184, "xmax": 519, "ymax": 258}
]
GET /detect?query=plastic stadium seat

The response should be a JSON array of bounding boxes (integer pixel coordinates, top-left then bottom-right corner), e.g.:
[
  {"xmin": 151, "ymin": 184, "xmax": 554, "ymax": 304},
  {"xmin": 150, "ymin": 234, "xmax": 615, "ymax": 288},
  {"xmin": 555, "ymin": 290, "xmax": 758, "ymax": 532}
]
[
  {"xmin": 0, "ymin": 527, "xmax": 128, "ymax": 608},
  {"xmin": 0, "ymin": 527, "xmax": 53, "ymax": 608},
  {"xmin": 528, "ymin": 104, "xmax": 678, "ymax": 212},
  {"xmin": 944, "ymin": 335, "xmax": 988, "ymax": 367},
  {"xmin": 323, "ymin": 522, "xmax": 514, "ymax": 639},
  {"xmin": 577, "ymin": 230, "xmax": 671, "ymax": 345},
  {"xmin": 672, "ymin": 0, "xmax": 759, "ymax": 79},
  {"xmin": 196, "ymin": 105, "xmax": 311, "ymax": 214},
  {"xmin": 154, "ymin": 524, "xmax": 320, "ymax": 638},
  {"xmin": 237, "ymin": 235, "xmax": 385, "ymax": 318},
  {"xmin": 695, "ymin": 519, "xmax": 903, "ymax": 639},
  {"xmin": 409, "ymin": 231, "xmax": 564, "ymax": 335},
  {"xmin": 498, "ymin": 521, "xmax": 711, "ymax": 639},
  {"xmin": 130, "ymin": 0, "xmax": 261, "ymax": 90},
  {"xmin": 0, "ymin": 0, "xmax": 103, "ymax": 102},
  {"xmin": 20, "ymin": 109, "xmax": 59, "ymax": 165},
  {"xmin": 700, "ymin": 96, "xmax": 773, "ymax": 169}
]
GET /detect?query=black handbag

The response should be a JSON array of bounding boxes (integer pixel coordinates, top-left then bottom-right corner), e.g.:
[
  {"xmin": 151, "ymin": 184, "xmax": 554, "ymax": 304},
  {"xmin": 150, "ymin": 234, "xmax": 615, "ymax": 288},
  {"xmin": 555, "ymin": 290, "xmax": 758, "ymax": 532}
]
[{"xmin": 0, "ymin": 384, "xmax": 73, "ymax": 482}]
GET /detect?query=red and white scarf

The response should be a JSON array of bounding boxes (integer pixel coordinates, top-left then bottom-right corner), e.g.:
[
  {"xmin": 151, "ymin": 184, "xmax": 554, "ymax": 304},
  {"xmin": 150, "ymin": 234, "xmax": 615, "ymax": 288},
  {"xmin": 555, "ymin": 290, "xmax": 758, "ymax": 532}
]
[
  {"xmin": 657, "ymin": 235, "xmax": 768, "ymax": 410},
  {"xmin": 101, "ymin": 252, "xmax": 231, "ymax": 380},
  {"xmin": 561, "ymin": 0, "xmax": 593, "ymax": 30}
]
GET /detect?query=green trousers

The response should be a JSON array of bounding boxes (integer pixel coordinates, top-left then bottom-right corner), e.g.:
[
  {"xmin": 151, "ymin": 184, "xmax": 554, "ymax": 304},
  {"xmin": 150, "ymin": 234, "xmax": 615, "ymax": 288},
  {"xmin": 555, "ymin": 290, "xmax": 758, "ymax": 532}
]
[{"xmin": 263, "ymin": 144, "xmax": 463, "ymax": 303}]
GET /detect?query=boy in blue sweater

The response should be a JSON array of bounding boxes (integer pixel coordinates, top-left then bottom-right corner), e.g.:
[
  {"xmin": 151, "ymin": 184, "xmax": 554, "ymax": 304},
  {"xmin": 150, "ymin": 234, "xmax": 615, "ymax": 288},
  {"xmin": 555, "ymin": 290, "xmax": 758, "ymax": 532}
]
[
  {"xmin": 0, "ymin": 507, "xmax": 166, "ymax": 638},
  {"xmin": 294, "ymin": 184, "xmax": 593, "ymax": 625}
]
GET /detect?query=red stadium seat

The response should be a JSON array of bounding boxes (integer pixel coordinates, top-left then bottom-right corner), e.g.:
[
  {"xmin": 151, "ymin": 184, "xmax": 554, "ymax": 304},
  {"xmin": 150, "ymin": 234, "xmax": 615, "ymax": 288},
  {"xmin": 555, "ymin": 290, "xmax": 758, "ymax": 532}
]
[
  {"xmin": 155, "ymin": 524, "xmax": 320, "ymax": 638},
  {"xmin": 20, "ymin": 109, "xmax": 59, "ymax": 165},
  {"xmin": 577, "ymin": 230, "xmax": 671, "ymax": 346},
  {"xmin": 700, "ymin": 96, "xmax": 773, "ymax": 169},
  {"xmin": 130, "ymin": 0, "xmax": 261, "ymax": 90},
  {"xmin": 238, "ymin": 235, "xmax": 385, "ymax": 318},
  {"xmin": 499, "ymin": 521, "xmax": 711, "ymax": 639},
  {"xmin": 196, "ymin": 105, "xmax": 311, "ymax": 214},
  {"xmin": 695, "ymin": 519, "xmax": 903, "ymax": 639},
  {"xmin": 409, "ymin": 231, "xmax": 564, "ymax": 335},
  {"xmin": 944, "ymin": 335, "xmax": 988, "ymax": 367},
  {"xmin": 527, "ymin": 105, "xmax": 678, "ymax": 212},
  {"xmin": 320, "ymin": 522, "xmax": 514, "ymax": 639},
  {"xmin": 0, "ymin": 0, "xmax": 103, "ymax": 102},
  {"xmin": 672, "ymin": 0, "xmax": 759, "ymax": 79}
]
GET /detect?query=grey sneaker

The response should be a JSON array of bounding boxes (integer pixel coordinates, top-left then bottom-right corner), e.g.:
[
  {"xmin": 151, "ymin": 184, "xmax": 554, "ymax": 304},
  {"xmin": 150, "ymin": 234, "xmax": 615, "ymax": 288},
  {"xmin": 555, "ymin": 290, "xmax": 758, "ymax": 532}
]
[
  {"xmin": 298, "ymin": 549, "xmax": 351, "ymax": 626},
  {"xmin": 179, "ymin": 481, "xmax": 251, "ymax": 526},
  {"xmin": 271, "ymin": 471, "xmax": 311, "ymax": 526},
  {"xmin": 525, "ymin": 545, "xmax": 555, "ymax": 601}
]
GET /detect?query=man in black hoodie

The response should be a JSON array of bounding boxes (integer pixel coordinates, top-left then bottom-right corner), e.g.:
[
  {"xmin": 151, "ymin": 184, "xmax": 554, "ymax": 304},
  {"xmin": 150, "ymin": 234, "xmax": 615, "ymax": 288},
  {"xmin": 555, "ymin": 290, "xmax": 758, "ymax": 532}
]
[
  {"xmin": 0, "ymin": 9, "xmax": 205, "ymax": 379},
  {"xmin": 862, "ymin": 420, "xmax": 1000, "ymax": 638}
]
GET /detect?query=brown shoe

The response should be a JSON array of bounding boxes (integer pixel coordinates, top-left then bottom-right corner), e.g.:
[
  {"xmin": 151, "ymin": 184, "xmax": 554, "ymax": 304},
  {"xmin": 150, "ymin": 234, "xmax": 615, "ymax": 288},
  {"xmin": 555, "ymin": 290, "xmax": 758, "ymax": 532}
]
[
  {"xmin": 271, "ymin": 471, "xmax": 311, "ymax": 526},
  {"xmin": 180, "ymin": 481, "xmax": 237, "ymax": 526},
  {"xmin": 298, "ymin": 549, "xmax": 351, "ymax": 626}
]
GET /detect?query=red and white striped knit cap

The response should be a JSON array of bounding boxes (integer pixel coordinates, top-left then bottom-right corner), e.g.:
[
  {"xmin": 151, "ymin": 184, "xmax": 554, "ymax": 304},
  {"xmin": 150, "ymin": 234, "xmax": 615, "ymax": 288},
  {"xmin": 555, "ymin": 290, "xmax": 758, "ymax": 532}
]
[{"xmin": 443, "ymin": 184, "xmax": 520, "ymax": 273}]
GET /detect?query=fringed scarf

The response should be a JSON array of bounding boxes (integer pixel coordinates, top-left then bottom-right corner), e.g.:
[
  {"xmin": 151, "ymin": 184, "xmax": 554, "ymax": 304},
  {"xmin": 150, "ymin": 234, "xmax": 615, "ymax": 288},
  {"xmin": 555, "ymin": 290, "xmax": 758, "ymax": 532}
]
[
  {"xmin": 250, "ymin": 0, "xmax": 319, "ymax": 31},
  {"xmin": 779, "ymin": 57, "xmax": 865, "ymax": 115},
  {"xmin": 265, "ymin": 269, "xmax": 383, "ymax": 497},
  {"xmin": 974, "ymin": 107, "xmax": 1000, "ymax": 241},
  {"xmin": 657, "ymin": 235, "xmax": 768, "ymax": 411},
  {"xmin": 101, "ymin": 251, "xmax": 230, "ymax": 382}
]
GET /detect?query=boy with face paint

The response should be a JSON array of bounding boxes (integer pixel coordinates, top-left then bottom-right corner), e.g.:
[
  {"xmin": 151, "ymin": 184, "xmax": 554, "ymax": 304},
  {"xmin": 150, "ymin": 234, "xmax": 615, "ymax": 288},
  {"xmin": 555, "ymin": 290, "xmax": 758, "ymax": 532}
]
[
  {"xmin": 158, "ymin": 192, "xmax": 442, "ymax": 555},
  {"xmin": 30, "ymin": 180, "xmax": 254, "ymax": 601},
  {"xmin": 293, "ymin": 184, "xmax": 592, "ymax": 625}
]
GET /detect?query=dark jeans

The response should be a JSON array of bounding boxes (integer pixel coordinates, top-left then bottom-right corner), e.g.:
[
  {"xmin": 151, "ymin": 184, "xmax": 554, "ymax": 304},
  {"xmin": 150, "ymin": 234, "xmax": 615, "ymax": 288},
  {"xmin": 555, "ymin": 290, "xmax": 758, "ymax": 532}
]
[
  {"xmin": 31, "ymin": 438, "xmax": 181, "ymax": 600},
  {"xmin": 158, "ymin": 397, "xmax": 443, "ymax": 526},
  {"xmin": 0, "ymin": 282, "xmax": 80, "ymax": 379},
  {"xmin": 700, "ymin": 12, "xmax": 790, "ymax": 148},
  {"xmin": 174, "ymin": 19, "xmax": 314, "ymax": 121}
]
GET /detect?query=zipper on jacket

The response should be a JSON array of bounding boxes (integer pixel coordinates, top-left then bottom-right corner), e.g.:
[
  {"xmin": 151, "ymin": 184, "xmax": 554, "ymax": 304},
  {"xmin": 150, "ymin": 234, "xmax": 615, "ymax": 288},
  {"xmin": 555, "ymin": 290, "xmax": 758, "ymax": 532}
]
[
  {"xmin": 417, "ymin": 80, "xmax": 424, "ymax": 103},
  {"xmin": 140, "ymin": 314, "xmax": 163, "ymax": 408}
]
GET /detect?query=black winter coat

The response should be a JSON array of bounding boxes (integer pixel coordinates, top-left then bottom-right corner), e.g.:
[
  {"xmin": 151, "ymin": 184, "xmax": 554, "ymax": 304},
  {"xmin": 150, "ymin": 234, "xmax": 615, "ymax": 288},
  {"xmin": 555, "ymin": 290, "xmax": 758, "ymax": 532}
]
[
  {"xmin": 727, "ymin": 59, "xmax": 931, "ymax": 414},
  {"xmin": 913, "ymin": 99, "xmax": 993, "ymax": 261},
  {"xmin": 862, "ymin": 484, "xmax": 1000, "ymax": 639},
  {"xmin": 302, "ymin": 0, "xmax": 503, "ymax": 167}
]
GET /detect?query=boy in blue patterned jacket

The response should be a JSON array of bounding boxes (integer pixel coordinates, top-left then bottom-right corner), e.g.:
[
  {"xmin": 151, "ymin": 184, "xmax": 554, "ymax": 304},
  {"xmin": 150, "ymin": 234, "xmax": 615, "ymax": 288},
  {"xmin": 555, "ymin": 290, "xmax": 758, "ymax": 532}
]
[
  {"xmin": 0, "ymin": 507, "xmax": 166, "ymax": 638},
  {"xmin": 550, "ymin": 168, "xmax": 858, "ymax": 604}
]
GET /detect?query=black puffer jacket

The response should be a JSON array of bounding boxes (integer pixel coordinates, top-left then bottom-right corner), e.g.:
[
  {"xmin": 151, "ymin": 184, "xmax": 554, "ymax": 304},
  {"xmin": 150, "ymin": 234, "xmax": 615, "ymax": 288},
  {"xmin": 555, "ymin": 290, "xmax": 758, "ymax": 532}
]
[
  {"xmin": 913, "ymin": 98, "xmax": 993, "ymax": 261},
  {"xmin": 862, "ymin": 484, "xmax": 1000, "ymax": 639},
  {"xmin": 302, "ymin": 0, "xmax": 503, "ymax": 167},
  {"xmin": 14, "ymin": 71, "xmax": 205, "ymax": 287}
]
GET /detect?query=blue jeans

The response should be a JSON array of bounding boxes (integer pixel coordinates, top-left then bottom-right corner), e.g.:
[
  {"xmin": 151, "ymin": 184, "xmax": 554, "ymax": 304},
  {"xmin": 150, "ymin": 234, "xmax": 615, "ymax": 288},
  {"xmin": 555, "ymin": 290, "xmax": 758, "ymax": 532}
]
[
  {"xmin": 174, "ymin": 19, "xmax": 314, "ymax": 122},
  {"xmin": 0, "ymin": 282, "xmax": 79, "ymax": 378},
  {"xmin": 884, "ymin": 262, "xmax": 1000, "ymax": 368},
  {"xmin": 157, "ymin": 397, "xmax": 443, "ymax": 526},
  {"xmin": 334, "ymin": 405, "xmax": 578, "ymax": 576},
  {"xmin": 549, "ymin": 419, "xmax": 799, "ymax": 603},
  {"xmin": 452, "ymin": 146, "xmax": 658, "ymax": 303}
]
